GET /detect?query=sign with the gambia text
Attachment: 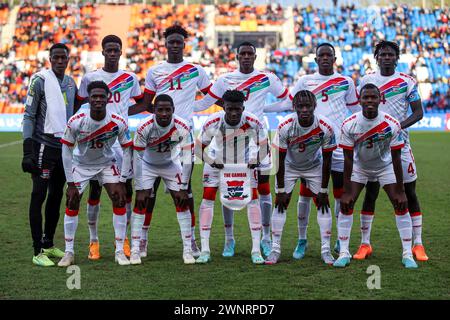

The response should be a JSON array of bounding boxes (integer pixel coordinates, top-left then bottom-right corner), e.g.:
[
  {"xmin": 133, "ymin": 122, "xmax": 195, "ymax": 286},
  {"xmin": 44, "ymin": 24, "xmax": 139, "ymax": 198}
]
[{"xmin": 220, "ymin": 164, "xmax": 252, "ymax": 211}]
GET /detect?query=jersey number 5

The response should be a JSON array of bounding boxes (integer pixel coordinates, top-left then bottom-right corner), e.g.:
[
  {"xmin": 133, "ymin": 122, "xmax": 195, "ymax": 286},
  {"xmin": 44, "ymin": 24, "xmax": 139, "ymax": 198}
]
[{"xmin": 321, "ymin": 90, "xmax": 329, "ymax": 102}]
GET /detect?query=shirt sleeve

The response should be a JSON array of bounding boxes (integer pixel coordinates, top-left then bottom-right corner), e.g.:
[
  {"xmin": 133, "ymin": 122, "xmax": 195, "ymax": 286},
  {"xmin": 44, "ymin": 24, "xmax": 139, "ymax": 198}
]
[
  {"xmin": 269, "ymin": 73, "xmax": 289, "ymax": 99},
  {"xmin": 199, "ymin": 118, "xmax": 214, "ymax": 147},
  {"xmin": 338, "ymin": 123, "xmax": 354, "ymax": 150},
  {"xmin": 144, "ymin": 68, "xmax": 157, "ymax": 95},
  {"xmin": 197, "ymin": 65, "xmax": 212, "ymax": 94},
  {"xmin": 208, "ymin": 77, "xmax": 225, "ymax": 101},
  {"xmin": 131, "ymin": 73, "xmax": 143, "ymax": 99},
  {"xmin": 133, "ymin": 120, "xmax": 148, "ymax": 151},
  {"xmin": 345, "ymin": 78, "xmax": 360, "ymax": 106},
  {"xmin": 289, "ymin": 77, "xmax": 304, "ymax": 101},
  {"xmin": 406, "ymin": 79, "xmax": 421, "ymax": 103},
  {"xmin": 321, "ymin": 124, "xmax": 337, "ymax": 152},
  {"xmin": 22, "ymin": 75, "xmax": 43, "ymax": 140},
  {"xmin": 77, "ymin": 74, "xmax": 89, "ymax": 100},
  {"xmin": 390, "ymin": 121, "xmax": 405, "ymax": 150},
  {"xmin": 60, "ymin": 118, "xmax": 77, "ymax": 147},
  {"xmin": 118, "ymin": 122, "xmax": 133, "ymax": 148},
  {"xmin": 272, "ymin": 126, "xmax": 287, "ymax": 152}
]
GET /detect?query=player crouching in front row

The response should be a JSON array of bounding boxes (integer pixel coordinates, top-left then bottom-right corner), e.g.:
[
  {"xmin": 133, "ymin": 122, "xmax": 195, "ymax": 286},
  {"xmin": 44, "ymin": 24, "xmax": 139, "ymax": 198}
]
[
  {"xmin": 268, "ymin": 90, "xmax": 337, "ymax": 265},
  {"xmin": 58, "ymin": 81, "xmax": 133, "ymax": 267},
  {"xmin": 130, "ymin": 94, "xmax": 195, "ymax": 265},
  {"xmin": 335, "ymin": 83, "xmax": 417, "ymax": 269}
]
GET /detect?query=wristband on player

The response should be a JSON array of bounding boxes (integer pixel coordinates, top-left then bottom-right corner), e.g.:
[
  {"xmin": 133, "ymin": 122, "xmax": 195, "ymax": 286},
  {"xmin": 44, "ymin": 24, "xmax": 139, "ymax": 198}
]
[
  {"xmin": 319, "ymin": 188, "xmax": 329, "ymax": 194},
  {"xmin": 276, "ymin": 187, "xmax": 285, "ymax": 193}
]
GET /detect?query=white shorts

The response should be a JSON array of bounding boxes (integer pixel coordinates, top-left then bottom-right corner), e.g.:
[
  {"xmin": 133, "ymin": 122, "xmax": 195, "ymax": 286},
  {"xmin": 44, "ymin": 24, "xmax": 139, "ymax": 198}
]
[
  {"xmin": 281, "ymin": 163, "xmax": 322, "ymax": 195},
  {"xmin": 135, "ymin": 161, "xmax": 182, "ymax": 192},
  {"xmin": 202, "ymin": 163, "xmax": 258, "ymax": 188},
  {"xmin": 112, "ymin": 144, "xmax": 134, "ymax": 179},
  {"xmin": 351, "ymin": 164, "xmax": 396, "ymax": 187},
  {"xmin": 73, "ymin": 164, "xmax": 121, "ymax": 194},
  {"xmin": 401, "ymin": 145, "xmax": 417, "ymax": 183},
  {"xmin": 331, "ymin": 147, "xmax": 344, "ymax": 173}
]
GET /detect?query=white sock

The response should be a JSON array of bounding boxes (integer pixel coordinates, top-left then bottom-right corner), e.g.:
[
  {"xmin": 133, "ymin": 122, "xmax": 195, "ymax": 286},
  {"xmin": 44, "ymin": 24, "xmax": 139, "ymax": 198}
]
[
  {"xmin": 200, "ymin": 199, "xmax": 214, "ymax": 253},
  {"xmin": 247, "ymin": 199, "xmax": 262, "ymax": 254},
  {"xmin": 271, "ymin": 207, "xmax": 286, "ymax": 253},
  {"xmin": 191, "ymin": 226, "xmax": 196, "ymax": 242},
  {"xmin": 297, "ymin": 196, "xmax": 311, "ymax": 240},
  {"xmin": 113, "ymin": 210, "xmax": 127, "ymax": 253},
  {"xmin": 317, "ymin": 206, "xmax": 332, "ymax": 253},
  {"xmin": 176, "ymin": 209, "xmax": 192, "ymax": 253},
  {"xmin": 360, "ymin": 211, "xmax": 374, "ymax": 244},
  {"xmin": 259, "ymin": 193, "xmax": 272, "ymax": 241},
  {"xmin": 334, "ymin": 198, "xmax": 341, "ymax": 225},
  {"xmin": 395, "ymin": 211, "xmax": 413, "ymax": 256},
  {"xmin": 131, "ymin": 211, "xmax": 145, "ymax": 253},
  {"xmin": 411, "ymin": 213, "xmax": 423, "ymax": 245},
  {"xmin": 64, "ymin": 210, "xmax": 79, "ymax": 254},
  {"xmin": 337, "ymin": 212, "xmax": 353, "ymax": 255},
  {"xmin": 222, "ymin": 205, "xmax": 234, "ymax": 242},
  {"xmin": 87, "ymin": 202, "xmax": 100, "ymax": 242}
]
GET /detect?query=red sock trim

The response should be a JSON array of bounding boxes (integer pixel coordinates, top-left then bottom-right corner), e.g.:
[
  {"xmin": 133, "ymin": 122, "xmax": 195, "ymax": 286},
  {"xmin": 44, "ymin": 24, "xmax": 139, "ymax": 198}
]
[
  {"xmin": 342, "ymin": 209, "xmax": 354, "ymax": 215},
  {"xmin": 299, "ymin": 184, "xmax": 314, "ymax": 197},
  {"xmin": 126, "ymin": 197, "xmax": 132, "ymax": 204},
  {"xmin": 361, "ymin": 210, "xmax": 374, "ymax": 216},
  {"xmin": 410, "ymin": 211, "xmax": 422, "ymax": 217},
  {"xmin": 144, "ymin": 211, "xmax": 153, "ymax": 226},
  {"xmin": 87, "ymin": 199, "xmax": 100, "ymax": 206},
  {"xmin": 333, "ymin": 187, "xmax": 343, "ymax": 199},
  {"xmin": 113, "ymin": 207, "xmax": 127, "ymax": 215},
  {"xmin": 176, "ymin": 206, "xmax": 188, "ymax": 213},
  {"xmin": 133, "ymin": 207, "xmax": 145, "ymax": 215},
  {"xmin": 65, "ymin": 208, "xmax": 79, "ymax": 217},
  {"xmin": 191, "ymin": 211, "xmax": 196, "ymax": 227},
  {"xmin": 257, "ymin": 182, "xmax": 271, "ymax": 195},
  {"xmin": 395, "ymin": 209, "xmax": 409, "ymax": 216},
  {"xmin": 203, "ymin": 187, "xmax": 217, "ymax": 201},
  {"xmin": 252, "ymin": 188, "xmax": 258, "ymax": 200}
]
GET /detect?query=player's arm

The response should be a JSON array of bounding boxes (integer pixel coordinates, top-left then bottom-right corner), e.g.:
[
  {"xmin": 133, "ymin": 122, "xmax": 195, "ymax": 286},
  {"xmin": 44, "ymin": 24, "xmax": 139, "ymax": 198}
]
[
  {"xmin": 61, "ymin": 141, "xmax": 80, "ymax": 207},
  {"xmin": 132, "ymin": 127, "xmax": 147, "ymax": 210},
  {"xmin": 340, "ymin": 148, "xmax": 354, "ymax": 213},
  {"xmin": 317, "ymin": 150, "xmax": 333, "ymax": 213},
  {"xmin": 401, "ymin": 99, "xmax": 423, "ymax": 130},
  {"xmin": 128, "ymin": 95, "xmax": 148, "ymax": 116},
  {"xmin": 263, "ymin": 98, "xmax": 292, "ymax": 113},
  {"xmin": 73, "ymin": 96, "xmax": 86, "ymax": 114},
  {"xmin": 119, "ymin": 135, "xmax": 133, "ymax": 183},
  {"xmin": 263, "ymin": 75, "xmax": 290, "ymax": 113},
  {"xmin": 22, "ymin": 76, "xmax": 42, "ymax": 174},
  {"xmin": 193, "ymin": 92, "xmax": 222, "ymax": 112},
  {"xmin": 391, "ymin": 148, "xmax": 407, "ymax": 211},
  {"xmin": 179, "ymin": 131, "xmax": 194, "ymax": 189},
  {"xmin": 274, "ymin": 149, "xmax": 288, "ymax": 213}
]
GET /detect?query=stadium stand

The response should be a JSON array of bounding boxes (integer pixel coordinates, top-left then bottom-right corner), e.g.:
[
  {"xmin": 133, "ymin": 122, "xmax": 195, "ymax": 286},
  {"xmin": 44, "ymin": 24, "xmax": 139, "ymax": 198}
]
[{"xmin": 215, "ymin": 1, "xmax": 284, "ymax": 26}]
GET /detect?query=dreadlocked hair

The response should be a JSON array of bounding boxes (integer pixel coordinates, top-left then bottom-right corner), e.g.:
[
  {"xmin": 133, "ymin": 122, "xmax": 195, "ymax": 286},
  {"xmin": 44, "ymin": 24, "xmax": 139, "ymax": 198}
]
[
  {"xmin": 164, "ymin": 25, "xmax": 188, "ymax": 39},
  {"xmin": 374, "ymin": 40, "xmax": 400, "ymax": 58},
  {"xmin": 293, "ymin": 90, "xmax": 317, "ymax": 107}
]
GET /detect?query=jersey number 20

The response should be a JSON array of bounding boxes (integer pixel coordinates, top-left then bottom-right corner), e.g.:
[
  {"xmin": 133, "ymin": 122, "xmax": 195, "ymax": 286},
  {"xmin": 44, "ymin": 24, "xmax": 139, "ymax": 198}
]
[{"xmin": 108, "ymin": 92, "xmax": 121, "ymax": 103}]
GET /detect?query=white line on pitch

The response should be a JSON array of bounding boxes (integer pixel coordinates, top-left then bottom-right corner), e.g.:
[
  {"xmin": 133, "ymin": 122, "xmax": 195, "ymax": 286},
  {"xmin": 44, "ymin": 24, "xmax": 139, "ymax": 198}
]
[{"xmin": 0, "ymin": 140, "xmax": 22, "ymax": 148}]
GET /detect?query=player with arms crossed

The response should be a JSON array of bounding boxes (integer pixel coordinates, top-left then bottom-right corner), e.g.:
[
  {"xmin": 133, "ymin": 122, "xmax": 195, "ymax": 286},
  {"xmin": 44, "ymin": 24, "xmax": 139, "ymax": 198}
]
[
  {"xmin": 129, "ymin": 94, "xmax": 194, "ymax": 265},
  {"xmin": 194, "ymin": 42, "xmax": 289, "ymax": 258},
  {"xmin": 141, "ymin": 25, "xmax": 212, "ymax": 257},
  {"xmin": 268, "ymin": 90, "xmax": 336, "ymax": 265},
  {"xmin": 355, "ymin": 40, "xmax": 427, "ymax": 261},
  {"xmin": 195, "ymin": 90, "xmax": 269, "ymax": 265},
  {"xmin": 335, "ymin": 83, "xmax": 417, "ymax": 269},
  {"xmin": 58, "ymin": 81, "xmax": 133, "ymax": 267},
  {"xmin": 74, "ymin": 35, "xmax": 144, "ymax": 260}
]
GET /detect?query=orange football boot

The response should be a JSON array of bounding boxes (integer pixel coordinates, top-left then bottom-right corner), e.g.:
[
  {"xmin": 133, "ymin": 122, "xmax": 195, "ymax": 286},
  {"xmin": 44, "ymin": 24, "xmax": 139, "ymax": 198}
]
[
  {"xmin": 412, "ymin": 244, "xmax": 429, "ymax": 261},
  {"xmin": 88, "ymin": 242, "xmax": 101, "ymax": 260},
  {"xmin": 353, "ymin": 243, "xmax": 373, "ymax": 260},
  {"xmin": 123, "ymin": 237, "xmax": 131, "ymax": 258}
]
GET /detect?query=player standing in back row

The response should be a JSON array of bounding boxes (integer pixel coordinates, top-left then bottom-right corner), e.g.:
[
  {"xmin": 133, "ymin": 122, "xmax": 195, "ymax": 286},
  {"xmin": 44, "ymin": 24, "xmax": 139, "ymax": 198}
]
[
  {"xmin": 194, "ymin": 42, "xmax": 289, "ymax": 258},
  {"xmin": 141, "ymin": 25, "xmax": 212, "ymax": 258},
  {"xmin": 355, "ymin": 40, "xmax": 427, "ymax": 262},
  {"xmin": 75, "ymin": 35, "xmax": 144, "ymax": 260}
]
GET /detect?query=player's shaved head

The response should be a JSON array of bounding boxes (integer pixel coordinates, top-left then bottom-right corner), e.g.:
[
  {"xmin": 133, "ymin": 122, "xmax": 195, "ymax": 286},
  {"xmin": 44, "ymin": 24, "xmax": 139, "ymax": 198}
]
[
  {"xmin": 359, "ymin": 83, "xmax": 380, "ymax": 97},
  {"xmin": 154, "ymin": 94, "xmax": 174, "ymax": 108},
  {"xmin": 316, "ymin": 43, "xmax": 335, "ymax": 55},
  {"xmin": 237, "ymin": 41, "xmax": 256, "ymax": 54}
]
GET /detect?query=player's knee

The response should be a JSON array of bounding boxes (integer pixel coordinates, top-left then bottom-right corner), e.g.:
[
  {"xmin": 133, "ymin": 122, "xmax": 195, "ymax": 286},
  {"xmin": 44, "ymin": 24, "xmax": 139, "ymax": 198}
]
[
  {"xmin": 202, "ymin": 187, "xmax": 217, "ymax": 201},
  {"xmin": 299, "ymin": 184, "xmax": 314, "ymax": 197},
  {"xmin": 257, "ymin": 182, "xmax": 271, "ymax": 196}
]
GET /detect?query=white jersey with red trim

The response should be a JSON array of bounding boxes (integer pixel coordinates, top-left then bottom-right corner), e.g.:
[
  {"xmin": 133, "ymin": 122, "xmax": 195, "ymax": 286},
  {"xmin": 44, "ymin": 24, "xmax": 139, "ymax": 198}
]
[
  {"xmin": 273, "ymin": 114, "xmax": 336, "ymax": 171},
  {"xmin": 290, "ymin": 72, "xmax": 359, "ymax": 142},
  {"xmin": 77, "ymin": 69, "xmax": 142, "ymax": 122},
  {"xmin": 144, "ymin": 60, "xmax": 211, "ymax": 122},
  {"xmin": 358, "ymin": 71, "xmax": 421, "ymax": 146},
  {"xmin": 208, "ymin": 69, "xmax": 288, "ymax": 120},
  {"xmin": 61, "ymin": 109, "xmax": 132, "ymax": 168},
  {"xmin": 133, "ymin": 114, "xmax": 192, "ymax": 166},
  {"xmin": 339, "ymin": 111, "xmax": 404, "ymax": 171},
  {"xmin": 198, "ymin": 110, "xmax": 269, "ymax": 164}
]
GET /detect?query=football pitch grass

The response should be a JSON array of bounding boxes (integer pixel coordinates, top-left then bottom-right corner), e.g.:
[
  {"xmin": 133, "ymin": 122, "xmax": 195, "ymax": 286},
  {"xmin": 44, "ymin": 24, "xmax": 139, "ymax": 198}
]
[{"xmin": 0, "ymin": 132, "xmax": 449, "ymax": 300}]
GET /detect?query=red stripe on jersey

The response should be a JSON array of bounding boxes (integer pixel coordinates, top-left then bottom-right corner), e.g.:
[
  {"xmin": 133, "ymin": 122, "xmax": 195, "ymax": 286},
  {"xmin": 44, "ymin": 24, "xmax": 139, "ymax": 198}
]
[
  {"xmin": 346, "ymin": 100, "xmax": 359, "ymax": 106},
  {"xmin": 133, "ymin": 145, "xmax": 145, "ymax": 151},
  {"xmin": 137, "ymin": 118, "xmax": 154, "ymax": 135},
  {"xmin": 121, "ymin": 141, "xmax": 133, "ymax": 148},
  {"xmin": 289, "ymin": 126, "xmax": 323, "ymax": 145},
  {"xmin": 236, "ymin": 74, "xmax": 267, "ymax": 91},
  {"xmin": 68, "ymin": 113, "xmax": 86, "ymax": 126},
  {"xmin": 111, "ymin": 114, "xmax": 127, "ymax": 127},
  {"xmin": 272, "ymin": 143, "xmax": 287, "ymax": 152},
  {"xmin": 311, "ymin": 77, "xmax": 347, "ymax": 94},
  {"xmin": 390, "ymin": 143, "xmax": 404, "ymax": 150},
  {"xmin": 208, "ymin": 89, "xmax": 222, "ymax": 101},
  {"xmin": 144, "ymin": 88, "xmax": 156, "ymax": 95},
  {"xmin": 378, "ymin": 78, "xmax": 405, "ymax": 93},
  {"xmin": 159, "ymin": 64, "xmax": 195, "ymax": 88},
  {"xmin": 79, "ymin": 121, "xmax": 118, "ymax": 144},
  {"xmin": 384, "ymin": 114, "xmax": 401, "ymax": 128},
  {"xmin": 277, "ymin": 88, "xmax": 289, "ymax": 99},
  {"xmin": 108, "ymin": 73, "xmax": 131, "ymax": 89},
  {"xmin": 289, "ymin": 93, "xmax": 294, "ymax": 101},
  {"xmin": 339, "ymin": 144, "xmax": 353, "ymax": 150},
  {"xmin": 174, "ymin": 118, "xmax": 190, "ymax": 131},
  {"xmin": 133, "ymin": 93, "xmax": 144, "ymax": 100},
  {"xmin": 148, "ymin": 126, "xmax": 177, "ymax": 147},
  {"xmin": 355, "ymin": 121, "xmax": 389, "ymax": 144},
  {"xmin": 319, "ymin": 118, "xmax": 333, "ymax": 132},
  {"xmin": 245, "ymin": 116, "xmax": 261, "ymax": 126},
  {"xmin": 60, "ymin": 139, "xmax": 74, "ymax": 147},
  {"xmin": 342, "ymin": 114, "xmax": 357, "ymax": 126},
  {"xmin": 204, "ymin": 116, "xmax": 220, "ymax": 129},
  {"xmin": 200, "ymin": 83, "xmax": 212, "ymax": 94},
  {"xmin": 278, "ymin": 117, "xmax": 293, "ymax": 129},
  {"xmin": 76, "ymin": 94, "xmax": 86, "ymax": 101},
  {"xmin": 322, "ymin": 146, "xmax": 337, "ymax": 152}
]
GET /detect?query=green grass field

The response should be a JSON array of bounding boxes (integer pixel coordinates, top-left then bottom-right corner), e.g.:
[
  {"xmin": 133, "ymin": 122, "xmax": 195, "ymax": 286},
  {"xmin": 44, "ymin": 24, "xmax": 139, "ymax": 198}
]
[{"xmin": 0, "ymin": 132, "xmax": 449, "ymax": 300}]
